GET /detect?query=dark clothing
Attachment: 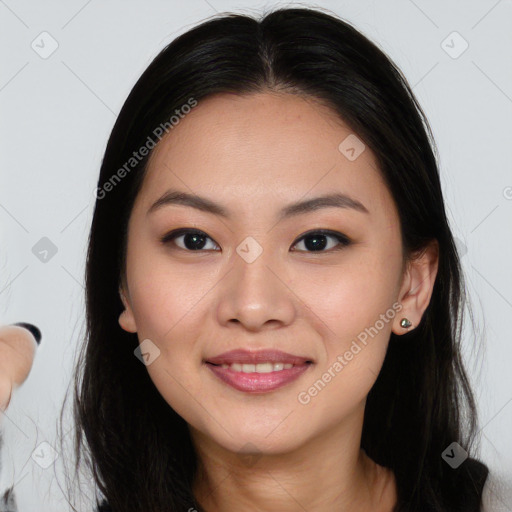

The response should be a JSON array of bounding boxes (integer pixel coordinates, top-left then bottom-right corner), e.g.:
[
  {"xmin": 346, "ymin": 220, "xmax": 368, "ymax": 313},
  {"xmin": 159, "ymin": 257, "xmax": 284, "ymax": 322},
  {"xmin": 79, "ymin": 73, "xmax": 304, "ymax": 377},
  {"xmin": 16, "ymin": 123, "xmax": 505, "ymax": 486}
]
[{"xmin": 95, "ymin": 500, "xmax": 112, "ymax": 511}]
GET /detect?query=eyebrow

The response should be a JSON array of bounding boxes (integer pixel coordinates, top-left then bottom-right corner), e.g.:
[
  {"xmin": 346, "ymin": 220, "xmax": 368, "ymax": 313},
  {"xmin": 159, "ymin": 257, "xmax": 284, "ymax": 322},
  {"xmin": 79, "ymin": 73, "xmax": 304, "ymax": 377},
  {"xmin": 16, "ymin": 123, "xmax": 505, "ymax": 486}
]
[{"xmin": 146, "ymin": 189, "xmax": 369, "ymax": 220}]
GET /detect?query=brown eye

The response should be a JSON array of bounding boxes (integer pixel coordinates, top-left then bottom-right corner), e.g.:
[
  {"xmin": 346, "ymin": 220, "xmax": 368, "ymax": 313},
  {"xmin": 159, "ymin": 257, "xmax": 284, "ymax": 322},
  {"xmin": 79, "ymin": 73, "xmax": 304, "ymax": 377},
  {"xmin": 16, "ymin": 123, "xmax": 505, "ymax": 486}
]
[
  {"xmin": 160, "ymin": 229, "xmax": 219, "ymax": 251},
  {"xmin": 291, "ymin": 230, "xmax": 351, "ymax": 253},
  {"xmin": 160, "ymin": 228, "xmax": 351, "ymax": 253}
]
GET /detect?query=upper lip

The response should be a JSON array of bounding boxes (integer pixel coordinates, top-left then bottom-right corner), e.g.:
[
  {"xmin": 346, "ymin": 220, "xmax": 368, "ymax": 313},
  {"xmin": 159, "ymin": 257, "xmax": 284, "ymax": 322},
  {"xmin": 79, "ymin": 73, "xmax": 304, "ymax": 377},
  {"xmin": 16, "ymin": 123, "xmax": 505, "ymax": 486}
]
[{"xmin": 205, "ymin": 349, "xmax": 313, "ymax": 366}]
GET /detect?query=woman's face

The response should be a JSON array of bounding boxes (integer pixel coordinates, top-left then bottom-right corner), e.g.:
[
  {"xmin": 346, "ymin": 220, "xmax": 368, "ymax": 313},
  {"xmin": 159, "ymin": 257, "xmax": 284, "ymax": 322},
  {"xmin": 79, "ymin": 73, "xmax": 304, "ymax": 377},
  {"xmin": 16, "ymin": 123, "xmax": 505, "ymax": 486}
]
[{"xmin": 119, "ymin": 91, "xmax": 414, "ymax": 456}]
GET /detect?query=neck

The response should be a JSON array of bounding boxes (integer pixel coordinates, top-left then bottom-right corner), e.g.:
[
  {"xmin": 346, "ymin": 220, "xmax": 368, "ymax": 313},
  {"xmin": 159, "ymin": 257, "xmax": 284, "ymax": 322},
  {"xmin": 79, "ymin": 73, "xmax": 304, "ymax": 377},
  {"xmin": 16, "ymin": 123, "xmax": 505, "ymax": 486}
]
[{"xmin": 190, "ymin": 406, "xmax": 396, "ymax": 512}]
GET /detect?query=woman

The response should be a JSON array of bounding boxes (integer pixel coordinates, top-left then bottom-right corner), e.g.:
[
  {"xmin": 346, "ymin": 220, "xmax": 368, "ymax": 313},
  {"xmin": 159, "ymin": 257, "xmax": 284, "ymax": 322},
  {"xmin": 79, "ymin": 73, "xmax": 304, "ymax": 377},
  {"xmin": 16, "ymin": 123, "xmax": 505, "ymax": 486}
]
[{"xmin": 62, "ymin": 6, "xmax": 503, "ymax": 511}]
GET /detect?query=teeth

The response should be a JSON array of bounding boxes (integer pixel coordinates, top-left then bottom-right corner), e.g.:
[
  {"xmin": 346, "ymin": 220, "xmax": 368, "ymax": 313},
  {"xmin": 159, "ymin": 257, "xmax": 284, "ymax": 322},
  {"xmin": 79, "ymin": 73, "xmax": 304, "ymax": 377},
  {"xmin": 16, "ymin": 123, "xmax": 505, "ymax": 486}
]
[{"xmin": 219, "ymin": 362, "xmax": 294, "ymax": 373}]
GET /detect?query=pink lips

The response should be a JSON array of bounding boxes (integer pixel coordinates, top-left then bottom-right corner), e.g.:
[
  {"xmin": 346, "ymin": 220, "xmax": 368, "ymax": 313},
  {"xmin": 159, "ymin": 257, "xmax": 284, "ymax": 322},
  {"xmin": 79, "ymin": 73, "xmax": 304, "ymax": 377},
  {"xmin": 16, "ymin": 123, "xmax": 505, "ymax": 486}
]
[{"xmin": 205, "ymin": 349, "xmax": 313, "ymax": 393}]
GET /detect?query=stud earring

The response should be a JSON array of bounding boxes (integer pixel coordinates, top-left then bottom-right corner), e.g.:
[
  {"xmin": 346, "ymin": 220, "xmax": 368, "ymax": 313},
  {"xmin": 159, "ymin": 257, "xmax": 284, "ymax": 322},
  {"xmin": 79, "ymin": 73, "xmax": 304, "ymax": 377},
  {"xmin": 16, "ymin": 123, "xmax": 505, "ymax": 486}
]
[{"xmin": 400, "ymin": 318, "xmax": 412, "ymax": 329}]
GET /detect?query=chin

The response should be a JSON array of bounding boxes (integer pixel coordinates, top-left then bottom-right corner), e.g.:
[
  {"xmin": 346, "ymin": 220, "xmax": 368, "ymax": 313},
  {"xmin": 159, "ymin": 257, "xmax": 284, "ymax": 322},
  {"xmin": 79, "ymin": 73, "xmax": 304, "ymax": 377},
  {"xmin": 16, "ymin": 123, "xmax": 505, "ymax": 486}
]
[{"xmin": 204, "ymin": 425, "xmax": 310, "ymax": 458}]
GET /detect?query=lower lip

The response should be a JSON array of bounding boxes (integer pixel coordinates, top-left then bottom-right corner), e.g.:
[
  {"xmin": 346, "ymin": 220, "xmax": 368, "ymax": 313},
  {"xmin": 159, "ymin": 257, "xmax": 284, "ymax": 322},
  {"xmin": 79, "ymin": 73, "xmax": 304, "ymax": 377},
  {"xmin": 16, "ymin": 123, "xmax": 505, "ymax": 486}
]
[{"xmin": 205, "ymin": 363, "xmax": 311, "ymax": 393}]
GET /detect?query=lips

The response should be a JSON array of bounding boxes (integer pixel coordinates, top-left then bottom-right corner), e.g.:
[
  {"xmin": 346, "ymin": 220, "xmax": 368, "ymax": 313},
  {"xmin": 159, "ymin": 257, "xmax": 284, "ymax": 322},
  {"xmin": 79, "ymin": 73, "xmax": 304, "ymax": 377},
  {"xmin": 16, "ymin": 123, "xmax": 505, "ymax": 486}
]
[
  {"xmin": 205, "ymin": 349, "xmax": 314, "ymax": 392},
  {"xmin": 205, "ymin": 349, "xmax": 313, "ymax": 366}
]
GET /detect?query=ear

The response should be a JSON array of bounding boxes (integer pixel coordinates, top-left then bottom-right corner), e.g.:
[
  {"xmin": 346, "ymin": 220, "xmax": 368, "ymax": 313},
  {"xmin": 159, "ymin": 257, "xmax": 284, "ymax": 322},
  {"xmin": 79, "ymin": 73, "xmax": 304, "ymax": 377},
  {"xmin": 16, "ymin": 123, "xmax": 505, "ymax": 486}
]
[
  {"xmin": 118, "ymin": 285, "xmax": 138, "ymax": 333},
  {"xmin": 392, "ymin": 239, "xmax": 439, "ymax": 335}
]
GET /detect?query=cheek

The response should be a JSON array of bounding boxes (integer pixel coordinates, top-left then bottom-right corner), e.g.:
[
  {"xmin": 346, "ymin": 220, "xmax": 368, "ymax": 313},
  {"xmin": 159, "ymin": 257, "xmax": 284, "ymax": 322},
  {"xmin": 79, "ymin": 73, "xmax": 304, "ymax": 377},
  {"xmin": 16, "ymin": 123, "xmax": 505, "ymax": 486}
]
[
  {"xmin": 295, "ymin": 252, "xmax": 401, "ymax": 344},
  {"xmin": 126, "ymin": 260, "xmax": 209, "ymax": 423},
  {"xmin": 292, "ymin": 253, "xmax": 401, "ymax": 415},
  {"xmin": 127, "ymin": 246, "xmax": 214, "ymax": 338},
  {"xmin": 125, "ymin": 246, "xmax": 213, "ymax": 373}
]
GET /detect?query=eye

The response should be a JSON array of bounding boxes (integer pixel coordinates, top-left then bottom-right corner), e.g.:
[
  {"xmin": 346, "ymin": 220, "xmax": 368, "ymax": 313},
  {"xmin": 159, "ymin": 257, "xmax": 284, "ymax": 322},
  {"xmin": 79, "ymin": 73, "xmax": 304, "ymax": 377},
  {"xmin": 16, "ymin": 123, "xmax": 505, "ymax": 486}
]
[
  {"xmin": 291, "ymin": 229, "xmax": 351, "ymax": 252},
  {"xmin": 160, "ymin": 228, "xmax": 220, "ymax": 251},
  {"xmin": 160, "ymin": 228, "xmax": 351, "ymax": 253}
]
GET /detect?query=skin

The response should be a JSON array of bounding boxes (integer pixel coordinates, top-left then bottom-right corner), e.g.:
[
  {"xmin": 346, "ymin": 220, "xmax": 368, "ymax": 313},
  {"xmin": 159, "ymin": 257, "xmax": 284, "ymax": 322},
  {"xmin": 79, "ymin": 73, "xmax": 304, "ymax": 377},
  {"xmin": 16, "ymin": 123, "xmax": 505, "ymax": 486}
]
[
  {"xmin": 118, "ymin": 91, "xmax": 439, "ymax": 512},
  {"xmin": 0, "ymin": 325, "xmax": 38, "ymax": 413}
]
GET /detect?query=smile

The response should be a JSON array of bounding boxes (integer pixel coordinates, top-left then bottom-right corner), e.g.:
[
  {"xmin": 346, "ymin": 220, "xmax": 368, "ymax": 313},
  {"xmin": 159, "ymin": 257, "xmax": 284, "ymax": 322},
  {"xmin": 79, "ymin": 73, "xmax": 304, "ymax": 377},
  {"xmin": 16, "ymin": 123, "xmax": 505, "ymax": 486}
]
[
  {"xmin": 205, "ymin": 361, "xmax": 312, "ymax": 393},
  {"xmin": 218, "ymin": 362, "xmax": 295, "ymax": 373}
]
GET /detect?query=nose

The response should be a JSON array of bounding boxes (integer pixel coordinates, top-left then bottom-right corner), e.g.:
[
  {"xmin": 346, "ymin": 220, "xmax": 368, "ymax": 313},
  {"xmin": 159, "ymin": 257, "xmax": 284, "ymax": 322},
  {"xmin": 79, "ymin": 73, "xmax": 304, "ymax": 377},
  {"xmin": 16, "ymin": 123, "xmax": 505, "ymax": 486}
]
[{"xmin": 215, "ymin": 249, "xmax": 296, "ymax": 332}]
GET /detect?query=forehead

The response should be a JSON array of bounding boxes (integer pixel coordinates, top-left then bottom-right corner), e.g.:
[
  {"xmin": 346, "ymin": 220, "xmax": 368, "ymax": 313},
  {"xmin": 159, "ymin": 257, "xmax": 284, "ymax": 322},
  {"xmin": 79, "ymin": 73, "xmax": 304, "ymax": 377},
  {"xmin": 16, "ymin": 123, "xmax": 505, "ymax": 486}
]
[{"xmin": 136, "ymin": 92, "xmax": 395, "ymax": 222}]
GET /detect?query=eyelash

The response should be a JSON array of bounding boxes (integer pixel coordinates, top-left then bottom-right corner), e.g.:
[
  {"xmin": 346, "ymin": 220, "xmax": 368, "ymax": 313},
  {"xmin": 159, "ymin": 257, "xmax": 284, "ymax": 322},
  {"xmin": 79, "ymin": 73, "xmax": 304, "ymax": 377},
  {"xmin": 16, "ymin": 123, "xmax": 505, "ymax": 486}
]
[{"xmin": 159, "ymin": 228, "xmax": 352, "ymax": 253}]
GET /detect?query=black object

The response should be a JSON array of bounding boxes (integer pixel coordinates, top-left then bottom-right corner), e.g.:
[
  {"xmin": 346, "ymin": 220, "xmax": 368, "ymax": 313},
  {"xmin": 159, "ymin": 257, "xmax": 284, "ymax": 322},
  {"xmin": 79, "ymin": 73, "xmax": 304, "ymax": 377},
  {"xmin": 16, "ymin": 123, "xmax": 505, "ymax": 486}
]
[
  {"xmin": 11, "ymin": 322, "xmax": 42, "ymax": 345},
  {"xmin": 96, "ymin": 499, "xmax": 112, "ymax": 511}
]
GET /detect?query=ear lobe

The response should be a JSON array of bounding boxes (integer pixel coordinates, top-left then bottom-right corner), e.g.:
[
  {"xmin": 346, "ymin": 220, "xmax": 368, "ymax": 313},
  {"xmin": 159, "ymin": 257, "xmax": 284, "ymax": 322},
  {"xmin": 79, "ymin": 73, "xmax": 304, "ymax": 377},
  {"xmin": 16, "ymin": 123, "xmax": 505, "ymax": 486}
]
[
  {"xmin": 392, "ymin": 240, "xmax": 439, "ymax": 335},
  {"xmin": 118, "ymin": 287, "xmax": 138, "ymax": 333}
]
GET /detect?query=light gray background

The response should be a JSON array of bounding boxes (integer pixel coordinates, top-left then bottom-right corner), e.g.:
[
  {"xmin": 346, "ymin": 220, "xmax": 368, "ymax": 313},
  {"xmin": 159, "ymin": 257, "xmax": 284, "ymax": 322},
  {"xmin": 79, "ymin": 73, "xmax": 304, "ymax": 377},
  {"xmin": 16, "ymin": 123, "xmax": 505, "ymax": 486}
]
[{"xmin": 1, "ymin": 0, "xmax": 511, "ymax": 510}]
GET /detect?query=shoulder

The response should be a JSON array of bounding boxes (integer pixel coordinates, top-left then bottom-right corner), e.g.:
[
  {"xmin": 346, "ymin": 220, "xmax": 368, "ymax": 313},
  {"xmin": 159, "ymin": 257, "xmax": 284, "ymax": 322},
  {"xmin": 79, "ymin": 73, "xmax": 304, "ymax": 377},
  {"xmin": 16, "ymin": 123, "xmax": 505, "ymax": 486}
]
[
  {"xmin": 463, "ymin": 457, "xmax": 489, "ymax": 492},
  {"xmin": 426, "ymin": 457, "xmax": 488, "ymax": 511},
  {"xmin": 450, "ymin": 457, "xmax": 488, "ymax": 511}
]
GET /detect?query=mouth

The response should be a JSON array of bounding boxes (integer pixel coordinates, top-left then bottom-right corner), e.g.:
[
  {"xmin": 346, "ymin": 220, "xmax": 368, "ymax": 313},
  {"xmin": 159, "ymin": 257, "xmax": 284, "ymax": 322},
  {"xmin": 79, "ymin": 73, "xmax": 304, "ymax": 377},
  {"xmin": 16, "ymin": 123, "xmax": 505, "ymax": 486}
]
[
  {"xmin": 204, "ymin": 349, "xmax": 314, "ymax": 393},
  {"xmin": 205, "ymin": 348, "xmax": 313, "ymax": 366},
  {"xmin": 207, "ymin": 361, "xmax": 312, "ymax": 372}
]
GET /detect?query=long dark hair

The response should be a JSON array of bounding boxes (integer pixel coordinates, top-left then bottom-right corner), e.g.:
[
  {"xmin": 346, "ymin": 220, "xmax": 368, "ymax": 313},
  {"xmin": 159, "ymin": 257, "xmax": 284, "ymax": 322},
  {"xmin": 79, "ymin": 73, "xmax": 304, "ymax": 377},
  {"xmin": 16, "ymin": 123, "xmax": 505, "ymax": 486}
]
[{"xmin": 60, "ymin": 6, "xmax": 489, "ymax": 511}]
